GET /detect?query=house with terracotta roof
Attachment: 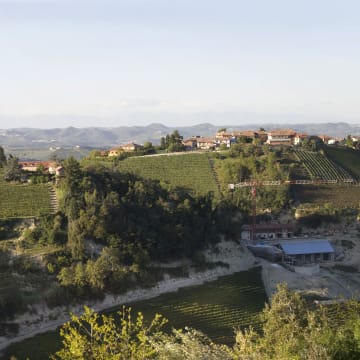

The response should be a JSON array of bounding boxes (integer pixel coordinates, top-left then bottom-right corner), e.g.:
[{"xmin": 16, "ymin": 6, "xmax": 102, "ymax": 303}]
[
  {"xmin": 182, "ymin": 136, "xmax": 199, "ymax": 150},
  {"xmin": 108, "ymin": 147, "xmax": 123, "ymax": 157},
  {"xmin": 266, "ymin": 129, "xmax": 297, "ymax": 146},
  {"xmin": 319, "ymin": 134, "xmax": 338, "ymax": 145},
  {"xmin": 232, "ymin": 130, "xmax": 268, "ymax": 144},
  {"xmin": 215, "ymin": 131, "xmax": 235, "ymax": 148},
  {"xmin": 108, "ymin": 143, "xmax": 143, "ymax": 156},
  {"xmin": 196, "ymin": 137, "xmax": 216, "ymax": 150},
  {"xmin": 19, "ymin": 161, "xmax": 57, "ymax": 174},
  {"xmin": 121, "ymin": 143, "xmax": 143, "ymax": 152},
  {"xmin": 294, "ymin": 133, "xmax": 308, "ymax": 145}
]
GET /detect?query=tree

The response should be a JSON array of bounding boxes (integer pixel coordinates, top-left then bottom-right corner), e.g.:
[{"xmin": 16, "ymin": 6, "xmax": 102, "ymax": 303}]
[
  {"xmin": 52, "ymin": 286, "xmax": 360, "ymax": 360},
  {"xmin": 3, "ymin": 155, "xmax": 22, "ymax": 182},
  {"xmin": 52, "ymin": 306, "xmax": 167, "ymax": 360},
  {"xmin": 233, "ymin": 283, "xmax": 360, "ymax": 360},
  {"xmin": 0, "ymin": 146, "xmax": 6, "ymax": 167},
  {"xmin": 346, "ymin": 135, "xmax": 354, "ymax": 148},
  {"xmin": 160, "ymin": 130, "xmax": 185, "ymax": 152},
  {"xmin": 143, "ymin": 141, "xmax": 155, "ymax": 155}
]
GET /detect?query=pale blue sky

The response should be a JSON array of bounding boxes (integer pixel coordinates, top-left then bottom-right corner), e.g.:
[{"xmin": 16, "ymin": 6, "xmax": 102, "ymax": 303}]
[{"xmin": 0, "ymin": 0, "xmax": 359, "ymax": 128}]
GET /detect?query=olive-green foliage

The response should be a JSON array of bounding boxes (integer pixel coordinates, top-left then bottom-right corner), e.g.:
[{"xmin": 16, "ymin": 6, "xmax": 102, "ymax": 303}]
[
  {"xmin": 51, "ymin": 306, "xmax": 168, "ymax": 360},
  {"xmin": 324, "ymin": 145, "xmax": 360, "ymax": 180},
  {"xmin": 0, "ymin": 183, "xmax": 53, "ymax": 218},
  {"xmin": 22, "ymin": 214, "xmax": 67, "ymax": 246},
  {"xmin": 159, "ymin": 130, "xmax": 185, "ymax": 152},
  {"xmin": 52, "ymin": 306, "xmax": 230, "ymax": 360},
  {"xmin": 294, "ymin": 149, "xmax": 352, "ymax": 181},
  {"xmin": 216, "ymin": 146, "xmax": 291, "ymax": 213},
  {"xmin": 3, "ymin": 155, "xmax": 22, "ymax": 182},
  {"xmin": 0, "ymin": 145, "xmax": 6, "ymax": 167},
  {"xmin": 115, "ymin": 153, "xmax": 219, "ymax": 197},
  {"xmin": 233, "ymin": 283, "xmax": 360, "ymax": 360},
  {"xmin": 53, "ymin": 160, "xmax": 232, "ymax": 295},
  {"xmin": 52, "ymin": 285, "xmax": 360, "ymax": 360},
  {"xmin": 301, "ymin": 136, "xmax": 324, "ymax": 151}
]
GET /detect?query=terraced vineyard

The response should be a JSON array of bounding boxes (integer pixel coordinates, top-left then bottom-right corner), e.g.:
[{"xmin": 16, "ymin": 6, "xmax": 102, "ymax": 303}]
[
  {"xmin": 116, "ymin": 153, "xmax": 220, "ymax": 197},
  {"xmin": 294, "ymin": 150, "xmax": 353, "ymax": 181},
  {"xmin": 0, "ymin": 183, "xmax": 54, "ymax": 218},
  {"xmin": 324, "ymin": 146, "xmax": 360, "ymax": 180}
]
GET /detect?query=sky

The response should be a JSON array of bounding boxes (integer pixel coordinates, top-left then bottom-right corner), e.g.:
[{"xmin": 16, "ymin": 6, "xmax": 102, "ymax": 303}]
[{"xmin": 0, "ymin": 0, "xmax": 359, "ymax": 128}]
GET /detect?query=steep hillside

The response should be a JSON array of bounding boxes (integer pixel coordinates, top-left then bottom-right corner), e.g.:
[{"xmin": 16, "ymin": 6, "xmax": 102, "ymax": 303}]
[
  {"xmin": 324, "ymin": 146, "xmax": 360, "ymax": 180},
  {"xmin": 0, "ymin": 183, "xmax": 54, "ymax": 218},
  {"xmin": 293, "ymin": 149, "xmax": 353, "ymax": 181},
  {"xmin": 115, "ymin": 153, "xmax": 220, "ymax": 198}
]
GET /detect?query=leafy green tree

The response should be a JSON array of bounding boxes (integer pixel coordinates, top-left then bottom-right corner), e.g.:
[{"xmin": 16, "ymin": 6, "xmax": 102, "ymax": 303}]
[
  {"xmin": 0, "ymin": 146, "xmax": 6, "ymax": 167},
  {"xmin": 143, "ymin": 141, "xmax": 155, "ymax": 155},
  {"xmin": 346, "ymin": 135, "xmax": 354, "ymax": 148},
  {"xmin": 52, "ymin": 306, "xmax": 167, "ymax": 360},
  {"xmin": 233, "ymin": 283, "xmax": 360, "ymax": 360},
  {"xmin": 67, "ymin": 219, "xmax": 85, "ymax": 260},
  {"xmin": 160, "ymin": 130, "xmax": 185, "ymax": 152},
  {"xmin": 3, "ymin": 155, "xmax": 22, "ymax": 182},
  {"xmin": 52, "ymin": 286, "xmax": 360, "ymax": 360}
]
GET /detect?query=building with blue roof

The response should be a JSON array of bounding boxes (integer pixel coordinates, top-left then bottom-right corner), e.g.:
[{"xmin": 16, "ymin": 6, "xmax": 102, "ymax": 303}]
[{"xmin": 279, "ymin": 239, "xmax": 335, "ymax": 265}]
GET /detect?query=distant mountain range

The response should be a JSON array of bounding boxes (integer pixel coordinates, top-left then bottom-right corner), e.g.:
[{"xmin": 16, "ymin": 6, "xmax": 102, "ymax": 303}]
[{"xmin": 0, "ymin": 122, "xmax": 359, "ymax": 150}]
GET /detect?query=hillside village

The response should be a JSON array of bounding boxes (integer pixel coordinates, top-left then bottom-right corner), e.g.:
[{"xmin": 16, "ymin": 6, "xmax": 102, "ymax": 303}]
[
  {"xmin": 0, "ymin": 125, "xmax": 360, "ymax": 358},
  {"xmin": 106, "ymin": 128, "xmax": 359, "ymax": 155}
]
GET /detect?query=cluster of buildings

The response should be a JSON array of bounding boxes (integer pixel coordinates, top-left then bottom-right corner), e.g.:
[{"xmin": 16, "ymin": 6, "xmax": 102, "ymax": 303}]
[
  {"xmin": 183, "ymin": 128, "xmax": 358, "ymax": 150},
  {"xmin": 242, "ymin": 222, "xmax": 336, "ymax": 268},
  {"xmin": 107, "ymin": 128, "xmax": 349, "ymax": 155},
  {"xmin": 19, "ymin": 161, "xmax": 64, "ymax": 177},
  {"xmin": 183, "ymin": 129, "xmax": 309, "ymax": 150}
]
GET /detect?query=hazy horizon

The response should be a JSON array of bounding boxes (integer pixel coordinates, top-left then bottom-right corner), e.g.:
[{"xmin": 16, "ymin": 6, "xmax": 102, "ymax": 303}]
[
  {"xmin": 1, "ymin": 0, "xmax": 359, "ymax": 128},
  {"xmin": 0, "ymin": 112, "xmax": 359, "ymax": 130}
]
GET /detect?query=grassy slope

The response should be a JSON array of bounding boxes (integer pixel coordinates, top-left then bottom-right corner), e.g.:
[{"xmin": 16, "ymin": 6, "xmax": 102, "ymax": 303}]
[
  {"xmin": 4, "ymin": 269, "xmax": 267, "ymax": 360},
  {"xmin": 116, "ymin": 153, "xmax": 220, "ymax": 198},
  {"xmin": 291, "ymin": 147, "xmax": 360, "ymax": 208},
  {"xmin": 293, "ymin": 184, "xmax": 360, "ymax": 209},
  {"xmin": 324, "ymin": 146, "xmax": 360, "ymax": 180}
]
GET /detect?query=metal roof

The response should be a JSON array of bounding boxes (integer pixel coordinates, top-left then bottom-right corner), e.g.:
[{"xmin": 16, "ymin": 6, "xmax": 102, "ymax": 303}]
[{"xmin": 280, "ymin": 240, "xmax": 334, "ymax": 255}]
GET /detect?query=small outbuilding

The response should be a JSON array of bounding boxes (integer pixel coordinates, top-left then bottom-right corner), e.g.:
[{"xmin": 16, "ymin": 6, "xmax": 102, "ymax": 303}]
[
  {"xmin": 241, "ymin": 223, "xmax": 295, "ymax": 241},
  {"xmin": 279, "ymin": 239, "xmax": 335, "ymax": 265}
]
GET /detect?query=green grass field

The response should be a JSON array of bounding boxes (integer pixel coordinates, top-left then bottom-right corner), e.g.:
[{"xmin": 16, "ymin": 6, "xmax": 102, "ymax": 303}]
[
  {"xmin": 3, "ymin": 268, "xmax": 267, "ymax": 360},
  {"xmin": 115, "ymin": 153, "xmax": 220, "ymax": 197}
]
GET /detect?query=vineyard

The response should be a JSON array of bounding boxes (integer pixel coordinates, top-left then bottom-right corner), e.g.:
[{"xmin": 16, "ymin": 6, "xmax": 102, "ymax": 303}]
[
  {"xmin": 129, "ymin": 268, "xmax": 266, "ymax": 344},
  {"xmin": 4, "ymin": 268, "xmax": 267, "ymax": 359},
  {"xmin": 0, "ymin": 183, "xmax": 54, "ymax": 218},
  {"xmin": 293, "ymin": 184, "xmax": 360, "ymax": 209},
  {"xmin": 324, "ymin": 146, "xmax": 360, "ymax": 180},
  {"xmin": 116, "ymin": 153, "xmax": 220, "ymax": 197},
  {"xmin": 294, "ymin": 150, "xmax": 353, "ymax": 181}
]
